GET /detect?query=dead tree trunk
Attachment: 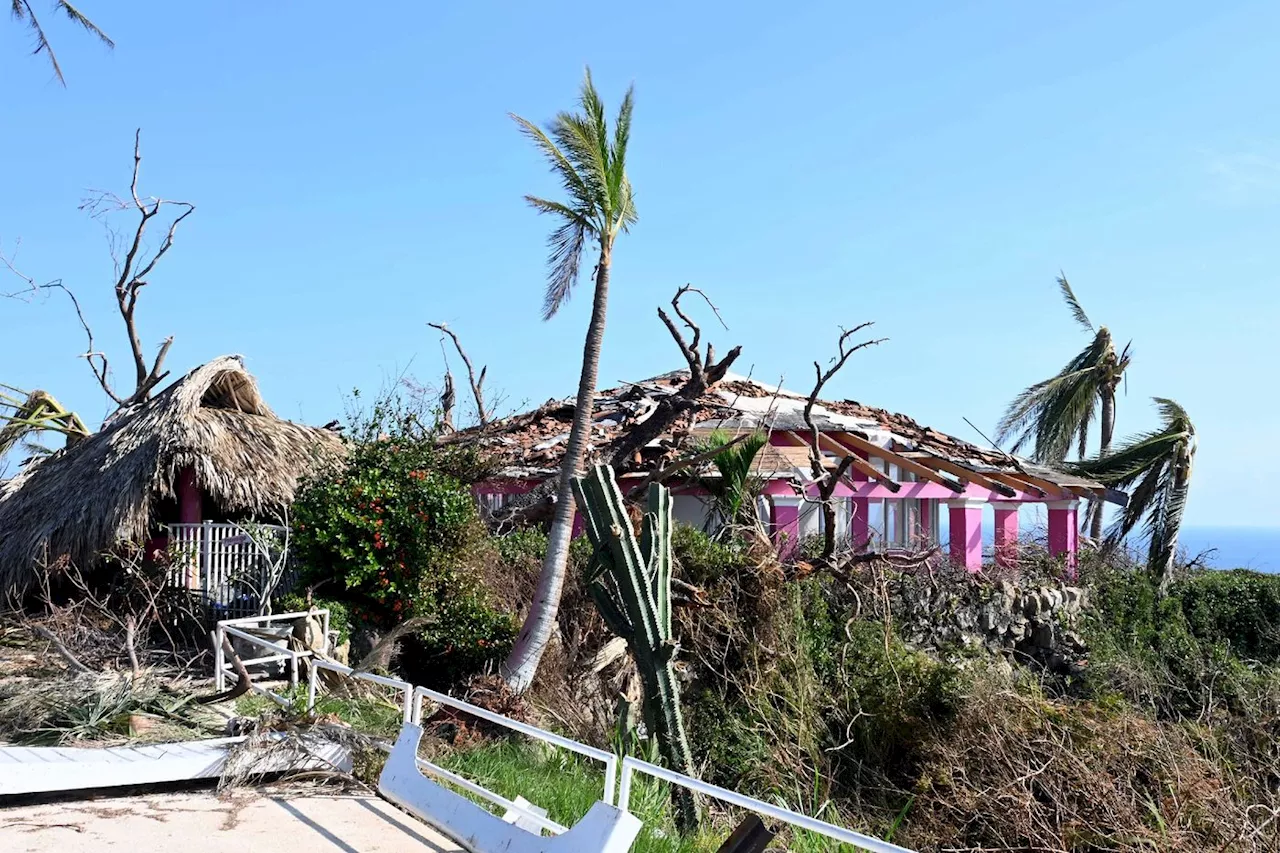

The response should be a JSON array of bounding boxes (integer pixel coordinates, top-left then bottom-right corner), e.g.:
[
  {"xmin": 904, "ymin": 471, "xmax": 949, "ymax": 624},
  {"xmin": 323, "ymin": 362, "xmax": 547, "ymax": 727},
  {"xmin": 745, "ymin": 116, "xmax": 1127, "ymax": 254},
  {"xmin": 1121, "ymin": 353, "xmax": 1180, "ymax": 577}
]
[{"xmin": 801, "ymin": 324, "xmax": 885, "ymax": 566}]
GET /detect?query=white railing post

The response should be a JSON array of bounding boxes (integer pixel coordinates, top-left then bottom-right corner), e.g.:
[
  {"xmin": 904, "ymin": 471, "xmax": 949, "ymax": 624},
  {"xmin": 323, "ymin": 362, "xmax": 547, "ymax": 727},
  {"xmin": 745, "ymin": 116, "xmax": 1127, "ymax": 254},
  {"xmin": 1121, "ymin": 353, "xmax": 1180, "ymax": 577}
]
[
  {"xmin": 307, "ymin": 657, "xmax": 319, "ymax": 710},
  {"xmin": 603, "ymin": 755, "xmax": 618, "ymax": 807},
  {"xmin": 617, "ymin": 757, "xmax": 634, "ymax": 812},
  {"xmin": 214, "ymin": 625, "xmax": 225, "ymax": 692},
  {"xmin": 201, "ymin": 520, "xmax": 212, "ymax": 599}
]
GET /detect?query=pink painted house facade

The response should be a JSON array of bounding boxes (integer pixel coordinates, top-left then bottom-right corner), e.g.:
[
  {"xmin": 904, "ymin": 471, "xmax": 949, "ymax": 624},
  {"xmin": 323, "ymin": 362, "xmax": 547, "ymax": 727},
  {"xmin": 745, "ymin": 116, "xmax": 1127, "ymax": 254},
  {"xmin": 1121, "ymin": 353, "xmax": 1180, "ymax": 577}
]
[{"xmin": 463, "ymin": 372, "xmax": 1124, "ymax": 573}]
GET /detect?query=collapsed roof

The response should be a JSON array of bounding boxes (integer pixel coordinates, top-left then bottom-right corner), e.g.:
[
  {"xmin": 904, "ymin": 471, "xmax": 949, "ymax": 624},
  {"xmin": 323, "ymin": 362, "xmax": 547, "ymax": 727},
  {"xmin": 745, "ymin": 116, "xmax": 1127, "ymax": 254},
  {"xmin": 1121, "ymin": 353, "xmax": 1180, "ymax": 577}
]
[{"xmin": 451, "ymin": 370, "xmax": 1121, "ymax": 503}]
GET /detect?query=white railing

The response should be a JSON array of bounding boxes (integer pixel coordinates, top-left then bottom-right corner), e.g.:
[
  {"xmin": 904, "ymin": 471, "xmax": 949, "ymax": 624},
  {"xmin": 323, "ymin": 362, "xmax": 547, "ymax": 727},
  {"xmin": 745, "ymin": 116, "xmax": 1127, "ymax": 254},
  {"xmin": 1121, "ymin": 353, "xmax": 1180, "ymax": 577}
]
[
  {"xmin": 215, "ymin": 612, "xmax": 914, "ymax": 851},
  {"xmin": 216, "ymin": 614, "xmax": 601, "ymax": 835},
  {"xmin": 213, "ymin": 610, "xmax": 326, "ymax": 705},
  {"xmin": 617, "ymin": 755, "xmax": 914, "ymax": 853},
  {"xmin": 410, "ymin": 685, "xmax": 619, "ymax": 820},
  {"xmin": 170, "ymin": 521, "xmax": 291, "ymax": 617}
]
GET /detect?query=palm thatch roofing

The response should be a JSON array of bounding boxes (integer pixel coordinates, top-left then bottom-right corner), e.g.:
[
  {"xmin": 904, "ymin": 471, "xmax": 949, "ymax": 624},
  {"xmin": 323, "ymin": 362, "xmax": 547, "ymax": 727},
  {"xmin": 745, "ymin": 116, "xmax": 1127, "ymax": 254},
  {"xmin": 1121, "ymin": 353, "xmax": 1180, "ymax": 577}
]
[{"xmin": 0, "ymin": 356, "xmax": 345, "ymax": 596}]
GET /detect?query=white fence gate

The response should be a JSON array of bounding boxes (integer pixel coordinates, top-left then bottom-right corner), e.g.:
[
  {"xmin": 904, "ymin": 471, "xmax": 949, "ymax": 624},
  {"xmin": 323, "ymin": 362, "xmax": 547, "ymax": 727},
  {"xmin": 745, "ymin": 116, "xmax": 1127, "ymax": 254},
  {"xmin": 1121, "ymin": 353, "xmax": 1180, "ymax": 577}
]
[{"xmin": 168, "ymin": 522, "xmax": 292, "ymax": 618}]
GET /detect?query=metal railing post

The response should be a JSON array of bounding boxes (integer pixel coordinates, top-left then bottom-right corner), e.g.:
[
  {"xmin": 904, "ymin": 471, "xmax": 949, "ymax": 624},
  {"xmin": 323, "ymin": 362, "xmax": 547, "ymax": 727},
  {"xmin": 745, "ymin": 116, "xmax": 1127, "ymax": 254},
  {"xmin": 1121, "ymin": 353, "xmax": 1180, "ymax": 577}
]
[
  {"xmin": 306, "ymin": 657, "xmax": 319, "ymax": 710},
  {"xmin": 617, "ymin": 757, "xmax": 634, "ymax": 812},
  {"xmin": 603, "ymin": 754, "xmax": 618, "ymax": 806},
  {"xmin": 214, "ymin": 625, "xmax": 225, "ymax": 692}
]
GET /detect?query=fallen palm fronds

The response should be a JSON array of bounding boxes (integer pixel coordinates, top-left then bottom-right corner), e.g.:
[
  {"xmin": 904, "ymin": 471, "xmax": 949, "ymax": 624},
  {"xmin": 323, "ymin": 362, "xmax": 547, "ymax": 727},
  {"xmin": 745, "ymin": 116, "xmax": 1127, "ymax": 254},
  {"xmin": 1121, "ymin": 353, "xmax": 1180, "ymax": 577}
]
[{"xmin": 0, "ymin": 669, "xmax": 220, "ymax": 746}]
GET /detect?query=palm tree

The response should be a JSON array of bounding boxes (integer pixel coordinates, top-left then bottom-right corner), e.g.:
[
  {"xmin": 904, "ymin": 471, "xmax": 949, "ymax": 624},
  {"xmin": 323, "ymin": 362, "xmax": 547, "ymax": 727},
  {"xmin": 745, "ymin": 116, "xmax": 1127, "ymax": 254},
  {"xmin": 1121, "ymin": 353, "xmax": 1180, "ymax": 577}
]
[
  {"xmin": 10, "ymin": 1, "xmax": 113, "ymax": 85},
  {"xmin": 1071, "ymin": 398, "xmax": 1195, "ymax": 591},
  {"xmin": 995, "ymin": 275, "xmax": 1132, "ymax": 538},
  {"xmin": 697, "ymin": 430, "xmax": 767, "ymax": 535},
  {"xmin": 501, "ymin": 69, "xmax": 637, "ymax": 693},
  {"xmin": 0, "ymin": 386, "xmax": 89, "ymax": 458}
]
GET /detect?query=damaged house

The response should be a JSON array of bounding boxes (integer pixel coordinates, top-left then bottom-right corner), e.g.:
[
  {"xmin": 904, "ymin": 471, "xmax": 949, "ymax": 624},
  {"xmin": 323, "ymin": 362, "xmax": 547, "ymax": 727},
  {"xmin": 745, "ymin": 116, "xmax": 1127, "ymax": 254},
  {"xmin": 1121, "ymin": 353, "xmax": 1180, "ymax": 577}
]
[
  {"xmin": 459, "ymin": 371, "xmax": 1125, "ymax": 570},
  {"xmin": 0, "ymin": 356, "xmax": 345, "ymax": 607}
]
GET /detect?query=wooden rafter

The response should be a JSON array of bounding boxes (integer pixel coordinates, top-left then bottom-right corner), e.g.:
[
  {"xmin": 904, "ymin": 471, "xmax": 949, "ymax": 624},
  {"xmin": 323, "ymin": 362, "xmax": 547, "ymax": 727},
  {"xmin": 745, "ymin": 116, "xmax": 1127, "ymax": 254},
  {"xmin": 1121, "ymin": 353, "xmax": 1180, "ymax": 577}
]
[
  {"xmin": 979, "ymin": 470, "xmax": 1061, "ymax": 500},
  {"xmin": 831, "ymin": 433, "xmax": 965, "ymax": 493},
  {"xmin": 807, "ymin": 431, "xmax": 903, "ymax": 493},
  {"xmin": 897, "ymin": 451, "xmax": 1018, "ymax": 498}
]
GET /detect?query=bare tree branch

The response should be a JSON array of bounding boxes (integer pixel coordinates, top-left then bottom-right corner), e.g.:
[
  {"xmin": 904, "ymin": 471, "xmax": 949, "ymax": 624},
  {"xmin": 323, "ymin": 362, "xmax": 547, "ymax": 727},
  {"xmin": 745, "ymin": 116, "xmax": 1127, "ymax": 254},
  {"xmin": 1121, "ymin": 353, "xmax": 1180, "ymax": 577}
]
[
  {"xmin": 801, "ymin": 324, "xmax": 886, "ymax": 566},
  {"xmin": 1, "ymin": 248, "xmax": 123, "ymax": 405},
  {"xmin": 429, "ymin": 322, "xmax": 490, "ymax": 427},
  {"xmin": 77, "ymin": 129, "xmax": 193, "ymax": 408},
  {"xmin": 607, "ymin": 284, "xmax": 743, "ymax": 468},
  {"xmin": 439, "ymin": 369, "xmax": 456, "ymax": 433},
  {"xmin": 29, "ymin": 625, "xmax": 92, "ymax": 674}
]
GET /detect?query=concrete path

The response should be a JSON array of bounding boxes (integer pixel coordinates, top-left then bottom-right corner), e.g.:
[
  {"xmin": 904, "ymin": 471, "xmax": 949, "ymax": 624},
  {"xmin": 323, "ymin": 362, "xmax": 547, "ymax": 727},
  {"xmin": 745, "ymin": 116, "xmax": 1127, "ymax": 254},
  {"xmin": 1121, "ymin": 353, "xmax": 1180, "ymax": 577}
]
[{"xmin": 0, "ymin": 790, "xmax": 464, "ymax": 852}]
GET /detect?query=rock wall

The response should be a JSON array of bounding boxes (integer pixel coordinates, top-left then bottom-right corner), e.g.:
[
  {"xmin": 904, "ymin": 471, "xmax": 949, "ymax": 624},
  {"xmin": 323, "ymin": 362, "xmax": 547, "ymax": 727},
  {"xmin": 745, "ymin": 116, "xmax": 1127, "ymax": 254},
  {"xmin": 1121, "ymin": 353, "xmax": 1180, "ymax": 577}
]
[{"xmin": 890, "ymin": 574, "xmax": 1089, "ymax": 673}]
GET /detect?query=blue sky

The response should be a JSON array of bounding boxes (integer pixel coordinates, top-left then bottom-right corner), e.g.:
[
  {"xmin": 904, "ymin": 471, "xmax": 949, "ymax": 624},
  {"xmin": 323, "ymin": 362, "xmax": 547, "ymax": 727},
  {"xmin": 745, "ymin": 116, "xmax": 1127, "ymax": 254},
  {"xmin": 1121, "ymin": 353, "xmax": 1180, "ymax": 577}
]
[{"xmin": 2, "ymin": 1, "xmax": 1277, "ymax": 527}]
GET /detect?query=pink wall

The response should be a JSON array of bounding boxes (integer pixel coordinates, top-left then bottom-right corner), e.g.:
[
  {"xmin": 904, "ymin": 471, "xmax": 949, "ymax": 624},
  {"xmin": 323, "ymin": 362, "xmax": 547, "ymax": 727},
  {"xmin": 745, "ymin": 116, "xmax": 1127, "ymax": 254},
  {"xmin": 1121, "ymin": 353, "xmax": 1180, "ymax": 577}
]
[
  {"xmin": 177, "ymin": 467, "xmax": 202, "ymax": 524},
  {"xmin": 1048, "ymin": 501, "xmax": 1080, "ymax": 578},
  {"xmin": 948, "ymin": 499, "xmax": 984, "ymax": 572},
  {"xmin": 771, "ymin": 496, "xmax": 802, "ymax": 560},
  {"xmin": 992, "ymin": 502, "xmax": 1019, "ymax": 568}
]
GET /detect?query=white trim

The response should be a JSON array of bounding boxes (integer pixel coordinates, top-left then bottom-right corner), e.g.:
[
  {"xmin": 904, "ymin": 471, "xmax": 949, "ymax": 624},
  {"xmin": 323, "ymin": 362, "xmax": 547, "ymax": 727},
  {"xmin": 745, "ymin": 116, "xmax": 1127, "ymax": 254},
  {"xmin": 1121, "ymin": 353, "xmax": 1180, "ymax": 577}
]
[
  {"xmin": 771, "ymin": 495, "xmax": 804, "ymax": 508},
  {"xmin": 1046, "ymin": 500, "xmax": 1081, "ymax": 511},
  {"xmin": 618, "ymin": 755, "xmax": 915, "ymax": 853},
  {"xmin": 944, "ymin": 498, "xmax": 986, "ymax": 510},
  {"xmin": 990, "ymin": 501, "xmax": 1022, "ymax": 512}
]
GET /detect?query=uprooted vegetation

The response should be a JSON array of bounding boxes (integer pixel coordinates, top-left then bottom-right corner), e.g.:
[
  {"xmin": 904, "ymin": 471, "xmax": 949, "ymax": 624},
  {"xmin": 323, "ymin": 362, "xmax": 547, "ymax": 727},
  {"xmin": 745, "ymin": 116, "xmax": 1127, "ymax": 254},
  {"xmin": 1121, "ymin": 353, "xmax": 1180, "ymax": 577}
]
[{"xmin": 4, "ymin": 396, "xmax": 1278, "ymax": 850}]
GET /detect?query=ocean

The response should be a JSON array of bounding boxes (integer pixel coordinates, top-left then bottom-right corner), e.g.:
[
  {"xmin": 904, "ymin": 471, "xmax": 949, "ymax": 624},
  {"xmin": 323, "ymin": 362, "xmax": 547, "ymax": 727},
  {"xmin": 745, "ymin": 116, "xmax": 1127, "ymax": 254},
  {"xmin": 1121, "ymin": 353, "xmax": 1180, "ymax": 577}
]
[{"xmin": 1176, "ymin": 526, "xmax": 1280, "ymax": 573}]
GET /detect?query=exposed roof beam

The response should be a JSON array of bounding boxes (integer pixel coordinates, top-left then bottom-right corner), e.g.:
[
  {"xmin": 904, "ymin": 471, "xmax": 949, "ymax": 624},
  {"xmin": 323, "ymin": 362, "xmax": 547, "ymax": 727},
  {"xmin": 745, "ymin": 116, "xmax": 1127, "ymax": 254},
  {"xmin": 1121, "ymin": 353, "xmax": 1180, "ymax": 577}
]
[
  {"xmin": 833, "ymin": 433, "xmax": 964, "ymax": 493},
  {"xmin": 783, "ymin": 430, "xmax": 902, "ymax": 493},
  {"xmin": 979, "ymin": 470, "xmax": 1055, "ymax": 499},
  {"xmin": 898, "ymin": 451, "xmax": 1019, "ymax": 498}
]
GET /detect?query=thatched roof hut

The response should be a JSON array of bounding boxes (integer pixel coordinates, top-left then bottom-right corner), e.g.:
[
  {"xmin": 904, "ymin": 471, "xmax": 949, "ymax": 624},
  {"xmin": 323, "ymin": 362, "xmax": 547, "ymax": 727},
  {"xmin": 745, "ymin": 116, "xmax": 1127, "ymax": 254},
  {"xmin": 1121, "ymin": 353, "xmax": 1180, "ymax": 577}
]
[{"xmin": 0, "ymin": 355, "xmax": 345, "ymax": 595}]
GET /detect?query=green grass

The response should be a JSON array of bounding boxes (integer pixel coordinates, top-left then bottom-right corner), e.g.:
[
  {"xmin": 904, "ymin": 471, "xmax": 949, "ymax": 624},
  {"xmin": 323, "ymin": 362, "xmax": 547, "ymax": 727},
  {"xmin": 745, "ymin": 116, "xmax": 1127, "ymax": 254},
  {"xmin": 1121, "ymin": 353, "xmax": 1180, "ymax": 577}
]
[
  {"xmin": 234, "ymin": 686, "xmax": 404, "ymax": 740},
  {"xmin": 232, "ymin": 690, "xmax": 874, "ymax": 849},
  {"xmin": 432, "ymin": 738, "xmax": 871, "ymax": 852}
]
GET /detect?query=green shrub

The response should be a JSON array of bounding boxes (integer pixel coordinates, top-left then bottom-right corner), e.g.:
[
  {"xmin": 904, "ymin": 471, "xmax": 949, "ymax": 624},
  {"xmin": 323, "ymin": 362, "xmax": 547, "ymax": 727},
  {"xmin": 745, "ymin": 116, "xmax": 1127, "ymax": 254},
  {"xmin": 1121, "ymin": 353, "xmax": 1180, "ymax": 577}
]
[
  {"xmin": 277, "ymin": 593, "xmax": 351, "ymax": 643},
  {"xmin": 686, "ymin": 688, "xmax": 771, "ymax": 788},
  {"xmin": 291, "ymin": 435, "xmax": 515, "ymax": 688},
  {"xmin": 1174, "ymin": 569, "xmax": 1280, "ymax": 663},
  {"xmin": 1083, "ymin": 563, "xmax": 1280, "ymax": 719},
  {"xmin": 493, "ymin": 527, "xmax": 550, "ymax": 567},
  {"xmin": 672, "ymin": 524, "xmax": 753, "ymax": 585}
]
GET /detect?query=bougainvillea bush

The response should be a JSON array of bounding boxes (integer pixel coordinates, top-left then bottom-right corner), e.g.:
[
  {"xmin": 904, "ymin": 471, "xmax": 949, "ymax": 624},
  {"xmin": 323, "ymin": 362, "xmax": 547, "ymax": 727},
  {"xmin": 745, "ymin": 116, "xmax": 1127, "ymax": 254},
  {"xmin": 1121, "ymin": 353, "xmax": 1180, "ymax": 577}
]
[{"xmin": 291, "ymin": 433, "xmax": 515, "ymax": 687}]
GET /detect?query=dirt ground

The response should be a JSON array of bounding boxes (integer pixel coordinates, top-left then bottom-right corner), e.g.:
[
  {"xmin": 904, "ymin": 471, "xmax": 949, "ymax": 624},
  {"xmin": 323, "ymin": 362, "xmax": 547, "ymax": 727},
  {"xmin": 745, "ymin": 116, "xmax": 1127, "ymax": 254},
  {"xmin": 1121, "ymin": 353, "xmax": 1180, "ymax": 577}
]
[{"xmin": 0, "ymin": 790, "xmax": 463, "ymax": 852}]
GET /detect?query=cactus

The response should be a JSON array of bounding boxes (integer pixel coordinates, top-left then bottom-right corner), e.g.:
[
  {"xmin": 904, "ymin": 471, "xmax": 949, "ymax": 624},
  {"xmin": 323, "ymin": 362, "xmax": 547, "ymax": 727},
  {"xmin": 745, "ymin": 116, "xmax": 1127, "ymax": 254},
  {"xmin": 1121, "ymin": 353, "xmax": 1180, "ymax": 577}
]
[{"xmin": 571, "ymin": 464, "xmax": 699, "ymax": 833}]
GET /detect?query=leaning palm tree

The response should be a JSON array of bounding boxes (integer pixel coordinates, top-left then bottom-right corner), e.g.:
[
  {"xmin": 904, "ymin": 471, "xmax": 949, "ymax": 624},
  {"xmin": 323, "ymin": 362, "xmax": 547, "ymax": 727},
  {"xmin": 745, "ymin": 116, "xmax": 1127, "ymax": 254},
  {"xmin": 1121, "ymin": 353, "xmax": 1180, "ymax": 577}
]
[
  {"xmin": 10, "ymin": 1, "xmax": 113, "ymax": 85},
  {"xmin": 0, "ymin": 386, "xmax": 90, "ymax": 457},
  {"xmin": 501, "ymin": 69, "xmax": 637, "ymax": 692},
  {"xmin": 1071, "ymin": 398, "xmax": 1195, "ymax": 591},
  {"xmin": 995, "ymin": 275, "xmax": 1132, "ymax": 538}
]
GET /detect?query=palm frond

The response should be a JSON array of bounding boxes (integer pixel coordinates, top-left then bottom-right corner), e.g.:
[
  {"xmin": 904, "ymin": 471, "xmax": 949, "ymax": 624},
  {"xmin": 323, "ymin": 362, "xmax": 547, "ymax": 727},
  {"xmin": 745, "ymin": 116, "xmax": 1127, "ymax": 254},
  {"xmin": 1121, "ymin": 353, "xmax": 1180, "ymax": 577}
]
[
  {"xmin": 11, "ymin": 0, "xmax": 111, "ymax": 85},
  {"xmin": 698, "ymin": 430, "xmax": 767, "ymax": 531},
  {"xmin": 1057, "ymin": 273, "xmax": 1093, "ymax": 331},
  {"xmin": 11, "ymin": 0, "xmax": 63, "ymax": 84},
  {"xmin": 509, "ymin": 114, "xmax": 595, "ymax": 214},
  {"xmin": 55, "ymin": 1, "xmax": 112, "ymax": 47},
  {"xmin": 1075, "ymin": 397, "xmax": 1196, "ymax": 581},
  {"xmin": 0, "ymin": 388, "xmax": 89, "ymax": 456},
  {"xmin": 539, "ymin": 214, "xmax": 588, "ymax": 320},
  {"xmin": 514, "ymin": 68, "xmax": 637, "ymax": 319},
  {"xmin": 608, "ymin": 84, "xmax": 636, "ymax": 232},
  {"xmin": 550, "ymin": 111, "xmax": 609, "ymax": 222}
]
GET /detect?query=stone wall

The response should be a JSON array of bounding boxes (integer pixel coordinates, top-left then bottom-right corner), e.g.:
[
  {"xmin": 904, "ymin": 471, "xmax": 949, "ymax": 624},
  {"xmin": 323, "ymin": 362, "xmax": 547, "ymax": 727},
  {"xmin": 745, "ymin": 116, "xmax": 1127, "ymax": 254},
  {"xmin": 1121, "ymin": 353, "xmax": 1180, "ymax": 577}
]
[{"xmin": 889, "ymin": 573, "xmax": 1089, "ymax": 674}]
